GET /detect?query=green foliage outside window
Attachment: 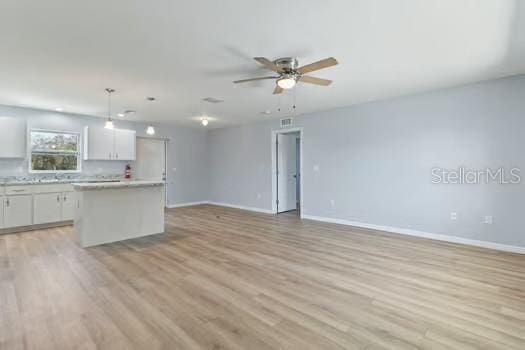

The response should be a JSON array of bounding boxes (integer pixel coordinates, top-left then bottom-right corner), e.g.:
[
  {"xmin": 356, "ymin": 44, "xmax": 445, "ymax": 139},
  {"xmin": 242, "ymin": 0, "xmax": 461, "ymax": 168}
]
[{"xmin": 30, "ymin": 130, "xmax": 80, "ymax": 172}]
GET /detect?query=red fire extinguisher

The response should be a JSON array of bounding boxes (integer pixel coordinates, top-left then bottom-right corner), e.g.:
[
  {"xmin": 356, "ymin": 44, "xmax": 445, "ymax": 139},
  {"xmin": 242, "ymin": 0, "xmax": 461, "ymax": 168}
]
[{"xmin": 125, "ymin": 164, "xmax": 132, "ymax": 179}]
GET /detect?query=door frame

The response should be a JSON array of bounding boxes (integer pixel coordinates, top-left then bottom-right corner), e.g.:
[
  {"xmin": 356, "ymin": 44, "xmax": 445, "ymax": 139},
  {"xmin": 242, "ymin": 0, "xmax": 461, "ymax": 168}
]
[
  {"xmin": 136, "ymin": 136, "xmax": 169, "ymax": 207},
  {"xmin": 271, "ymin": 127, "xmax": 303, "ymax": 217}
]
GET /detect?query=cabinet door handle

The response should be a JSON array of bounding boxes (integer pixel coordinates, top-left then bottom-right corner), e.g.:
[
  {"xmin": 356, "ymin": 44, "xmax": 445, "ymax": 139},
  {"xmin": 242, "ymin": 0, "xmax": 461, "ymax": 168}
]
[
  {"xmin": 5, "ymin": 198, "xmax": 9, "ymax": 207},
  {"xmin": 109, "ymin": 152, "xmax": 112, "ymax": 159},
  {"xmin": 63, "ymin": 195, "xmax": 67, "ymax": 202},
  {"xmin": 116, "ymin": 153, "xmax": 119, "ymax": 159},
  {"xmin": 57, "ymin": 195, "xmax": 60, "ymax": 202},
  {"xmin": 11, "ymin": 189, "xmax": 24, "ymax": 192}
]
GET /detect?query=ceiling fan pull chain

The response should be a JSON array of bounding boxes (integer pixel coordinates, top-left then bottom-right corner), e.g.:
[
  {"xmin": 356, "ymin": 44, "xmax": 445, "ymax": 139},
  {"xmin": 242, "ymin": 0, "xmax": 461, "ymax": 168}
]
[{"xmin": 293, "ymin": 87, "xmax": 297, "ymax": 114}]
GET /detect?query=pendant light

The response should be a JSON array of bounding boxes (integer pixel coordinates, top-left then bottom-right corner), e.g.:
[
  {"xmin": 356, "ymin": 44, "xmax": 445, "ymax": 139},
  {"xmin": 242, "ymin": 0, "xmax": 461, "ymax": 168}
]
[
  {"xmin": 145, "ymin": 97, "xmax": 156, "ymax": 135},
  {"xmin": 146, "ymin": 125, "xmax": 155, "ymax": 135},
  {"xmin": 104, "ymin": 88, "xmax": 115, "ymax": 129}
]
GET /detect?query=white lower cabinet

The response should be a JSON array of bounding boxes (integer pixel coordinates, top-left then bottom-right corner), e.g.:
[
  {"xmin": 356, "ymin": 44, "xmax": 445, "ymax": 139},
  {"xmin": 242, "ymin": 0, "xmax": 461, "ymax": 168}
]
[
  {"xmin": 0, "ymin": 184, "xmax": 77, "ymax": 232},
  {"xmin": 33, "ymin": 193, "xmax": 62, "ymax": 224},
  {"xmin": 33, "ymin": 191, "xmax": 76, "ymax": 224},
  {"xmin": 4, "ymin": 195, "xmax": 33, "ymax": 228},
  {"xmin": 61, "ymin": 192, "xmax": 76, "ymax": 221}
]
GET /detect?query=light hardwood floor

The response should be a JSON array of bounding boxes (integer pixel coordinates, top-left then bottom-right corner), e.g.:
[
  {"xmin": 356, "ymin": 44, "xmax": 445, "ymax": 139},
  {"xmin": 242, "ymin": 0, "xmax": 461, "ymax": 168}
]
[{"xmin": 1, "ymin": 204, "xmax": 524, "ymax": 349}]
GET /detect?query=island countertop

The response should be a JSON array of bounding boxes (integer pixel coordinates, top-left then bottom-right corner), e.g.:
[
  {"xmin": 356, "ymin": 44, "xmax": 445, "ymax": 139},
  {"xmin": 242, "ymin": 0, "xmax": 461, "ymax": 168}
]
[{"xmin": 72, "ymin": 180, "xmax": 164, "ymax": 190}]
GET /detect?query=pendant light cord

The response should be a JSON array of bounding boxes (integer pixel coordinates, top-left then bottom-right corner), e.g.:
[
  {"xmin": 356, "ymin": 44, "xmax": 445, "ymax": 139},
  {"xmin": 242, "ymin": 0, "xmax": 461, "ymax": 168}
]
[{"xmin": 106, "ymin": 88, "xmax": 114, "ymax": 121}]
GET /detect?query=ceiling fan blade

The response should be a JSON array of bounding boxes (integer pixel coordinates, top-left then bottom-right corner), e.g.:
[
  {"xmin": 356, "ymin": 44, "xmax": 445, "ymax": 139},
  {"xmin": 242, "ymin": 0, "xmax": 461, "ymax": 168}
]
[
  {"xmin": 273, "ymin": 85, "xmax": 284, "ymax": 95},
  {"xmin": 254, "ymin": 57, "xmax": 282, "ymax": 72},
  {"xmin": 233, "ymin": 76, "xmax": 277, "ymax": 84},
  {"xmin": 297, "ymin": 57, "xmax": 338, "ymax": 74},
  {"xmin": 299, "ymin": 75, "xmax": 333, "ymax": 86}
]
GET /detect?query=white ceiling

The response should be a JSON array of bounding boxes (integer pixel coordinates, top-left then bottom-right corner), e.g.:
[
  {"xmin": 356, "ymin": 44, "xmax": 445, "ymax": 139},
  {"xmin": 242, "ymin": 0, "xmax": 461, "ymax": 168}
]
[{"xmin": 1, "ymin": 0, "xmax": 524, "ymax": 128}]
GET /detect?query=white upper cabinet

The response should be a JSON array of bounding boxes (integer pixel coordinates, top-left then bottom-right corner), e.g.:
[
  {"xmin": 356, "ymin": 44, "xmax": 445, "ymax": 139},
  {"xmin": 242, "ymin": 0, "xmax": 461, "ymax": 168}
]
[
  {"xmin": 83, "ymin": 126, "xmax": 136, "ymax": 161},
  {"xmin": 113, "ymin": 129, "xmax": 136, "ymax": 160},
  {"xmin": 0, "ymin": 117, "xmax": 26, "ymax": 158},
  {"xmin": 84, "ymin": 126, "xmax": 114, "ymax": 160}
]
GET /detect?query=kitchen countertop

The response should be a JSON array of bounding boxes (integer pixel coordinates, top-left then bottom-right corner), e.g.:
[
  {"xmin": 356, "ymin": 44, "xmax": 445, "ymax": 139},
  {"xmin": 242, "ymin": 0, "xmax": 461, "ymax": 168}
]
[
  {"xmin": 0, "ymin": 178, "xmax": 122, "ymax": 186},
  {"xmin": 72, "ymin": 180, "xmax": 164, "ymax": 190}
]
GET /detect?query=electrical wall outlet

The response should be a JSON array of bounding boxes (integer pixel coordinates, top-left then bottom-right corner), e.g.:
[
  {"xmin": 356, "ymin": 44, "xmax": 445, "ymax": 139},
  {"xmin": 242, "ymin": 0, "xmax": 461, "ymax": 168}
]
[
  {"xmin": 313, "ymin": 165, "xmax": 320, "ymax": 172},
  {"xmin": 330, "ymin": 199, "xmax": 335, "ymax": 208},
  {"xmin": 256, "ymin": 193, "xmax": 261, "ymax": 200},
  {"xmin": 450, "ymin": 212, "xmax": 457, "ymax": 220},
  {"xmin": 484, "ymin": 215, "xmax": 493, "ymax": 225}
]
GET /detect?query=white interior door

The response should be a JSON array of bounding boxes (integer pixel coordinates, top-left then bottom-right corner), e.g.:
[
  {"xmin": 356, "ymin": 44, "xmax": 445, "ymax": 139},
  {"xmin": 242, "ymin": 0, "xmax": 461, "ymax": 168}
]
[
  {"xmin": 135, "ymin": 138, "xmax": 167, "ymax": 207},
  {"xmin": 135, "ymin": 138, "xmax": 166, "ymax": 181},
  {"xmin": 277, "ymin": 133, "xmax": 297, "ymax": 213}
]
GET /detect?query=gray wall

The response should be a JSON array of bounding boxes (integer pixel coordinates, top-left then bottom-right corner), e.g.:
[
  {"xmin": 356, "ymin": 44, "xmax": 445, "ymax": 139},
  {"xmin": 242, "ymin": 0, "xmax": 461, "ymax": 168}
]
[
  {"xmin": 208, "ymin": 75, "xmax": 525, "ymax": 248},
  {"xmin": 0, "ymin": 105, "xmax": 209, "ymax": 206},
  {"xmin": 2, "ymin": 75, "xmax": 524, "ymax": 248}
]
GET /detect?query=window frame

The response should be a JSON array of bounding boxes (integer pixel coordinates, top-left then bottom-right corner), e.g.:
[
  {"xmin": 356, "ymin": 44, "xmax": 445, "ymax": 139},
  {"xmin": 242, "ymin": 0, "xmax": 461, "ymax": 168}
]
[{"xmin": 29, "ymin": 129, "xmax": 82, "ymax": 174}]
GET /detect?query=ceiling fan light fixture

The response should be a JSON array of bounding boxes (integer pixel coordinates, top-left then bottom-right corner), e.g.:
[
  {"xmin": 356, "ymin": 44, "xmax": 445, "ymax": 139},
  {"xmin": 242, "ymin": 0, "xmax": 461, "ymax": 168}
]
[{"xmin": 277, "ymin": 76, "xmax": 296, "ymax": 89}]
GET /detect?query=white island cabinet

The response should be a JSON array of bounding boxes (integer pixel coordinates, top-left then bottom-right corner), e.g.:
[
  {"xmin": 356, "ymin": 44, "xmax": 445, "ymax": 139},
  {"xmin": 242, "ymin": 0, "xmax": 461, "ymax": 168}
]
[{"xmin": 73, "ymin": 181, "xmax": 165, "ymax": 247}]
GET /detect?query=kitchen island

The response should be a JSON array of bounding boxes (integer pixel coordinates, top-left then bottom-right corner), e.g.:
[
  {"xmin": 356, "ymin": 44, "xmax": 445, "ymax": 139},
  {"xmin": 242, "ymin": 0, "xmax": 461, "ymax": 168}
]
[{"xmin": 72, "ymin": 180, "xmax": 165, "ymax": 247}]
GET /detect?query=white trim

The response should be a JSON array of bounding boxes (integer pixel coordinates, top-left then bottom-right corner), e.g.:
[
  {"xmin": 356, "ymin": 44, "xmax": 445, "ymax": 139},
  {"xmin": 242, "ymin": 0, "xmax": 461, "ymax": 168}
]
[
  {"xmin": 271, "ymin": 127, "xmax": 304, "ymax": 216},
  {"xmin": 166, "ymin": 201, "xmax": 209, "ymax": 208},
  {"xmin": 137, "ymin": 136, "xmax": 170, "ymax": 142},
  {"xmin": 302, "ymin": 214, "xmax": 525, "ymax": 254},
  {"xmin": 167, "ymin": 201, "xmax": 274, "ymax": 214},
  {"xmin": 207, "ymin": 201, "xmax": 274, "ymax": 214}
]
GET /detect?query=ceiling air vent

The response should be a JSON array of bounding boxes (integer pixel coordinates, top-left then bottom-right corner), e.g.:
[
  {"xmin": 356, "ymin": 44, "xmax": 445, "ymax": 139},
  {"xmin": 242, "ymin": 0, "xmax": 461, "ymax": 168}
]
[
  {"xmin": 202, "ymin": 97, "xmax": 224, "ymax": 104},
  {"xmin": 280, "ymin": 117, "xmax": 293, "ymax": 128}
]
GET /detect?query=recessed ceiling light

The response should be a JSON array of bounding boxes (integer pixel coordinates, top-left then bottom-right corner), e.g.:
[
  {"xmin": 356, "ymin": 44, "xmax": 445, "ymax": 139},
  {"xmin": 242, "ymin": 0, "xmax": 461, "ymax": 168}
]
[
  {"xmin": 117, "ymin": 113, "xmax": 125, "ymax": 117},
  {"xmin": 124, "ymin": 110, "xmax": 136, "ymax": 115},
  {"xmin": 261, "ymin": 110, "xmax": 271, "ymax": 115},
  {"xmin": 55, "ymin": 107, "xmax": 63, "ymax": 112}
]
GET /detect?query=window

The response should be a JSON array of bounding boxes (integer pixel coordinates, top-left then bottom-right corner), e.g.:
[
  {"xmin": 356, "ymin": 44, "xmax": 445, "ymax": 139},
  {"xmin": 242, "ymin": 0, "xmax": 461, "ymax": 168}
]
[{"xmin": 30, "ymin": 130, "xmax": 81, "ymax": 172}]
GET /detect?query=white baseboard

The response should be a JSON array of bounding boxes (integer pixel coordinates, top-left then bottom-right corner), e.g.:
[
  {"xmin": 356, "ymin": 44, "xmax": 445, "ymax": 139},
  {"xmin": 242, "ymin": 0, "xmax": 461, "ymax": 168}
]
[
  {"xmin": 166, "ymin": 203, "xmax": 524, "ymax": 254},
  {"xmin": 207, "ymin": 201, "xmax": 274, "ymax": 214},
  {"xmin": 302, "ymin": 214, "xmax": 525, "ymax": 254},
  {"xmin": 166, "ymin": 201, "xmax": 209, "ymax": 208}
]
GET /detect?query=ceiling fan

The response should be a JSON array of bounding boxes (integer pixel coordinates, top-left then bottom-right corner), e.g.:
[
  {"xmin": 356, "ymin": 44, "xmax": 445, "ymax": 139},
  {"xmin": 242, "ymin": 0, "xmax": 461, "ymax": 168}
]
[{"xmin": 233, "ymin": 57, "xmax": 338, "ymax": 94}]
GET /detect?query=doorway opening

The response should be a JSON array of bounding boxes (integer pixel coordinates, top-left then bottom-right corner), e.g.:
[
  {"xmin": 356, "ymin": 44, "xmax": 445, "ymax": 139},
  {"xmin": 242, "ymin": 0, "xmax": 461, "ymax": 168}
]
[
  {"xmin": 135, "ymin": 137, "xmax": 168, "ymax": 207},
  {"xmin": 271, "ymin": 128, "xmax": 303, "ymax": 216}
]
